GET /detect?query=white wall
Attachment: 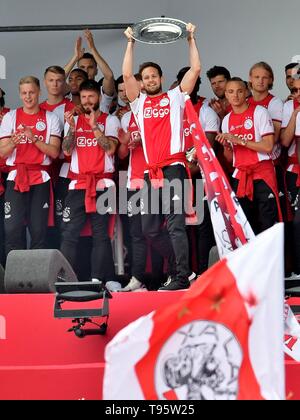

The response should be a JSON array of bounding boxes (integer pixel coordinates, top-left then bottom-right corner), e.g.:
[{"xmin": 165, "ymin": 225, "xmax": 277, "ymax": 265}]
[{"xmin": 0, "ymin": 0, "xmax": 298, "ymax": 107}]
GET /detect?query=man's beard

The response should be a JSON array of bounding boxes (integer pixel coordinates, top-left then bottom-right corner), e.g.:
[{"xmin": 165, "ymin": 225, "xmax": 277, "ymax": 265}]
[
  {"xmin": 144, "ymin": 85, "xmax": 162, "ymax": 96},
  {"xmin": 83, "ymin": 102, "xmax": 100, "ymax": 114}
]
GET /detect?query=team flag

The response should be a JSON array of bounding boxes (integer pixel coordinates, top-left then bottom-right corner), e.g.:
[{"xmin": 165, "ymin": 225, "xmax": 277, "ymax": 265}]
[
  {"xmin": 184, "ymin": 97, "xmax": 255, "ymax": 258},
  {"xmin": 103, "ymin": 224, "xmax": 285, "ymax": 400}
]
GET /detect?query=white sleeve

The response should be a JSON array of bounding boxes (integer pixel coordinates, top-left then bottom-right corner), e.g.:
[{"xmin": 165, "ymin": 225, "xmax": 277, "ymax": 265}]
[
  {"xmin": 221, "ymin": 114, "xmax": 230, "ymax": 133},
  {"xmin": 255, "ymin": 106, "xmax": 275, "ymax": 137},
  {"xmin": 0, "ymin": 111, "xmax": 15, "ymax": 139},
  {"xmin": 100, "ymin": 86, "xmax": 113, "ymax": 114},
  {"xmin": 200, "ymin": 105, "xmax": 220, "ymax": 133},
  {"xmin": 168, "ymin": 85, "xmax": 185, "ymax": 108},
  {"xmin": 121, "ymin": 112, "xmax": 131, "ymax": 133},
  {"xmin": 281, "ymin": 101, "xmax": 294, "ymax": 129},
  {"xmin": 48, "ymin": 112, "xmax": 62, "ymax": 137},
  {"xmin": 269, "ymin": 97, "xmax": 283, "ymax": 123},
  {"xmin": 105, "ymin": 115, "xmax": 120, "ymax": 139},
  {"xmin": 130, "ymin": 92, "xmax": 146, "ymax": 116},
  {"xmin": 295, "ymin": 113, "xmax": 300, "ymax": 137}
]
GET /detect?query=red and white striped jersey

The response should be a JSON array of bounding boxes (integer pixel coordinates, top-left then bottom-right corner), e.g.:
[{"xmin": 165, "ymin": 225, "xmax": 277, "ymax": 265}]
[
  {"xmin": 222, "ymin": 104, "xmax": 274, "ymax": 178},
  {"xmin": 100, "ymin": 87, "xmax": 114, "ymax": 114},
  {"xmin": 0, "ymin": 107, "xmax": 61, "ymax": 185},
  {"xmin": 130, "ymin": 86, "xmax": 185, "ymax": 167},
  {"xmin": 121, "ymin": 111, "xmax": 146, "ymax": 190},
  {"xmin": 294, "ymin": 112, "xmax": 300, "ymax": 165},
  {"xmin": 248, "ymin": 94, "xmax": 283, "ymax": 160},
  {"xmin": 40, "ymin": 99, "xmax": 75, "ymax": 178},
  {"xmin": 183, "ymin": 99, "xmax": 220, "ymax": 151},
  {"xmin": 282, "ymin": 99, "xmax": 300, "ymax": 174},
  {"xmin": 40, "ymin": 98, "xmax": 75, "ymax": 130},
  {"xmin": 64, "ymin": 113, "xmax": 120, "ymax": 190},
  {"xmin": 0, "ymin": 107, "xmax": 10, "ymax": 169}
]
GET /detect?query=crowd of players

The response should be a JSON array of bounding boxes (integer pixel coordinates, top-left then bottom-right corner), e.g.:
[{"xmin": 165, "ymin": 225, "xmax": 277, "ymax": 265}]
[{"xmin": 0, "ymin": 25, "xmax": 299, "ymax": 292}]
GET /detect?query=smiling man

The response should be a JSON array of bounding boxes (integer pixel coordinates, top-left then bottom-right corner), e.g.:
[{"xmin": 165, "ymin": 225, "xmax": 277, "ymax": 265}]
[
  {"xmin": 122, "ymin": 23, "xmax": 201, "ymax": 291},
  {"xmin": 60, "ymin": 80, "xmax": 120, "ymax": 288},
  {"xmin": 0, "ymin": 76, "xmax": 61, "ymax": 255}
]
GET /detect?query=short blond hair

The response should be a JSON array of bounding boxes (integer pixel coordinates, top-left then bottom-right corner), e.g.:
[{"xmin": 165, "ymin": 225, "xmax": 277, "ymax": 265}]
[{"xmin": 19, "ymin": 76, "xmax": 40, "ymax": 89}]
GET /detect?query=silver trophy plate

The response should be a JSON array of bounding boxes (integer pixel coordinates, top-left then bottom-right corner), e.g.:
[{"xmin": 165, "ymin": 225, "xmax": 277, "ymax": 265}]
[{"xmin": 132, "ymin": 17, "xmax": 188, "ymax": 44}]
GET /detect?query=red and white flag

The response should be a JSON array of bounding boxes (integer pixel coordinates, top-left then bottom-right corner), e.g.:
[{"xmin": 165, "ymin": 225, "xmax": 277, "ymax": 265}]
[
  {"xmin": 104, "ymin": 224, "xmax": 285, "ymax": 400},
  {"xmin": 284, "ymin": 302, "xmax": 300, "ymax": 362},
  {"xmin": 184, "ymin": 97, "xmax": 255, "ymax": 258}
]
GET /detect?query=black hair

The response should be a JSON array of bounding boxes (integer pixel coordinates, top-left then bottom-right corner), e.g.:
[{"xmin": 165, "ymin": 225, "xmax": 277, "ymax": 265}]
[
  {"xmin": 70, "ymin": 68, "xmax": 89, "ymax": 80},
  {"xmin": 79, "ymin": 53, "xmax": 97, "ymax": 66},
  {"xmin": 285, "ymin": 63, "xmax": 299, "ymax": 72},
  {"xmin": 139, "ymin": 62, "xmax": 163, "ymax": 78},
  {"xmin": 176, "ymin": 66, "xmax": 201, "ymax": 104},
  {"xmin": 0, "ymin": 88, "xmax": 5, "ymax": 108},
  {"xmin": 79, "ymin": 79, "xmax": 100, "ymax": 94},
  {"xmin": 206, "ymin": 66, "xmax": 231, "ymax": 81}
]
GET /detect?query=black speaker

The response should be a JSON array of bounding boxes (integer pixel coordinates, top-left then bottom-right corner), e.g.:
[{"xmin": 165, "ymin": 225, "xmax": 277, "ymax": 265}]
[
  {"xmin": 4, "ymin": 249, "xmax": 78, "ymax": 294},
  {"xmin": 0, "ymin": 264, "xmax": 4, "ymax": 293}
]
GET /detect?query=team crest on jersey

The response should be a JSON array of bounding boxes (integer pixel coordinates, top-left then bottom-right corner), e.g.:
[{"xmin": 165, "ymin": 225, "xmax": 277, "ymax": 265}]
[
  {"xmin": 36, "ymin": 121, "xmax": 47, "ymax": 132},
  {"xmin": 4, "ymin": 202, "xmax": 11, "ymax": 219},
  {"xmin": 244, "ymin": 119, "xmax": 253, "ymax": 130},
  {"xmin": 160, "ymin": 98, "xmax": 170, "ymax": 107},
  {"xmin": 62, "ymin": 207, "xmax": 71, "ymax": 222},
  {"xmin": 154, "ymin": 321, "xmax": 243, "ymax": 400},
  {"xmin": 55, "ymin": 199, "xmax": 63, "ymax": 216}
]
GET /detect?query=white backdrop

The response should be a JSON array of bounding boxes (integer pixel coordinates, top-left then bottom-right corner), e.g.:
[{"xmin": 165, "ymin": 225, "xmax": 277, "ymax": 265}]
[{"xmin": 0, "ymin": 0, "xmax": 298, "ymax": 107}]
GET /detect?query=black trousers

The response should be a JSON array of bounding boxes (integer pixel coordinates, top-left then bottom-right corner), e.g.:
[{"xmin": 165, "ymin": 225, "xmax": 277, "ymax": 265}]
[
  {"xmin": 294, "ymin": 190, "xmax": 300, "ymax": 274},
  {"xmin": 4, "ymin": 180, "xmax": 50, "ymax": 255},
  {"xmin": 0, "ymin": 193, "xmax": 4, "ymax": 265},
  {"xmin": 127, "ymin": 190, "xmax": 164, "ymax": 285},
  {"xmin": 232, "ymin": 178, "xmax": 279, "ymax": 235},
  {"xmin": 141, "ymin": 165, "xmax": 190, "ymax": 282},
  {"xmin": 127, "ymin": 190, "xmax": 147, "ymax": 282},
  {"xmin": 60, "ymin": 189, "xmax": 115, "ymax": 282},
  {"xmin": 286, "ymin": 172, "xmax": 300, "ymax": 274}
]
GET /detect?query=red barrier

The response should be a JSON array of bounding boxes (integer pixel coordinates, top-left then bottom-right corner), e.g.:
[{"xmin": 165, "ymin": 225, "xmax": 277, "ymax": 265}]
[{"xmin": 0, "ymin": 292, "xmax": 299, "ymax": 400}]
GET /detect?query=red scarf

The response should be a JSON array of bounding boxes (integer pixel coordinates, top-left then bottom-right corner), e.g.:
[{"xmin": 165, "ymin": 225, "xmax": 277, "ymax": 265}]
[
  {"xmin": 236, "ymin": 160, "xmax": 282, "ymax": 221},
  {"xmin": 69, "ymin": 171, "xmax": 114, "ymax": 213}
]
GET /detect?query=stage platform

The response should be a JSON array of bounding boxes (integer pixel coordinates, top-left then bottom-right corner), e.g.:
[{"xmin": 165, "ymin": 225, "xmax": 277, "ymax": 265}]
[{"xmin": 0, "ymin": 292, "xmax": 299, "ymax": 400}]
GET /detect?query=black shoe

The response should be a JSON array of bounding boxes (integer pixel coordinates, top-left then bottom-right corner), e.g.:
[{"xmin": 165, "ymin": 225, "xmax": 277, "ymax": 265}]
[{"xmin": 158, "ymin": 278, "xmax": 190, "ymax": 291}]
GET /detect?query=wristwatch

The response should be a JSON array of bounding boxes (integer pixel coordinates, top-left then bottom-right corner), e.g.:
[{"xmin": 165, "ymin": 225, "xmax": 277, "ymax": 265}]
[{"xmin": 241, "ymin": 138, "xmax": 248, "ymax": 147}]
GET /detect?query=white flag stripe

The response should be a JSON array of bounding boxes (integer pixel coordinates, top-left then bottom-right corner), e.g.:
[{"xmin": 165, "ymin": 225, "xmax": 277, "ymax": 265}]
[
  {"xmin": 103, "ymin": 313, "xmax": 154, "ymax": 400},
  {"xmin": 227, "ymin": 223, "xmax": 285, "ymax": 400}
]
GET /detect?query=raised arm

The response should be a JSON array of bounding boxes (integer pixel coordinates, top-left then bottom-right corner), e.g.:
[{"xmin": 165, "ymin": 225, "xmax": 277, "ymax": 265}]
[
  {"xmin": 180, "ymin": 23, "xmax": 201, "ymax": 95},
  {"xmin": 84, "ymin": 29, "xmax": 115, "ymax": 97},
  {"xmin": 122, "ymin": 27, "xmax": 140, "ymax": 103},
  {"xmin": 64, "ymin": 37, "xmax": 85, "ymax": 78}
]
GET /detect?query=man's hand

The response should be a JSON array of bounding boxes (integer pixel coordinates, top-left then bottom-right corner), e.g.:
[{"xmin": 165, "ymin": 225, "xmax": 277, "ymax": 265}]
[
  {"xmin": 128, "ymin": 132, "xmax": 142, "ymax": 150},
  {"xmin": 64, "ymin": 111, "xmax": 76, "ymax": 131},
  {"xmin": 124, "ymin": 27, "xmax": 135, "ymax": 42},
  {"xmin": 209, "ymin": 98, "xmax": 228, "ymax": 120},
  {"xmin": 11, "ymin": 131, "xmax": 22, "ymax": 146},
  {"xmin": 84, "ymin": 29, "xmax": 96, "ymax": 51},
  {"xmin": 186, "ymin": 23, "xmax": 196, "ymax": 41},
  {"xmin": 88, "ymin": 110, "xmax": 99, "ymax": 130},
  {"xmin": 75, "ymin": 36, "xmax": 85, "ymax": 61},
  {"xmin": 21, "ymin": 125, "xmax": 36, "ymax": 142},
  {"xmin": 216, "ymin": 133, "xmax": 236, "ymax": 149},
  {"xmin": 118, "ymin": 128, "xmax": 130, "ymax": 146}
]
